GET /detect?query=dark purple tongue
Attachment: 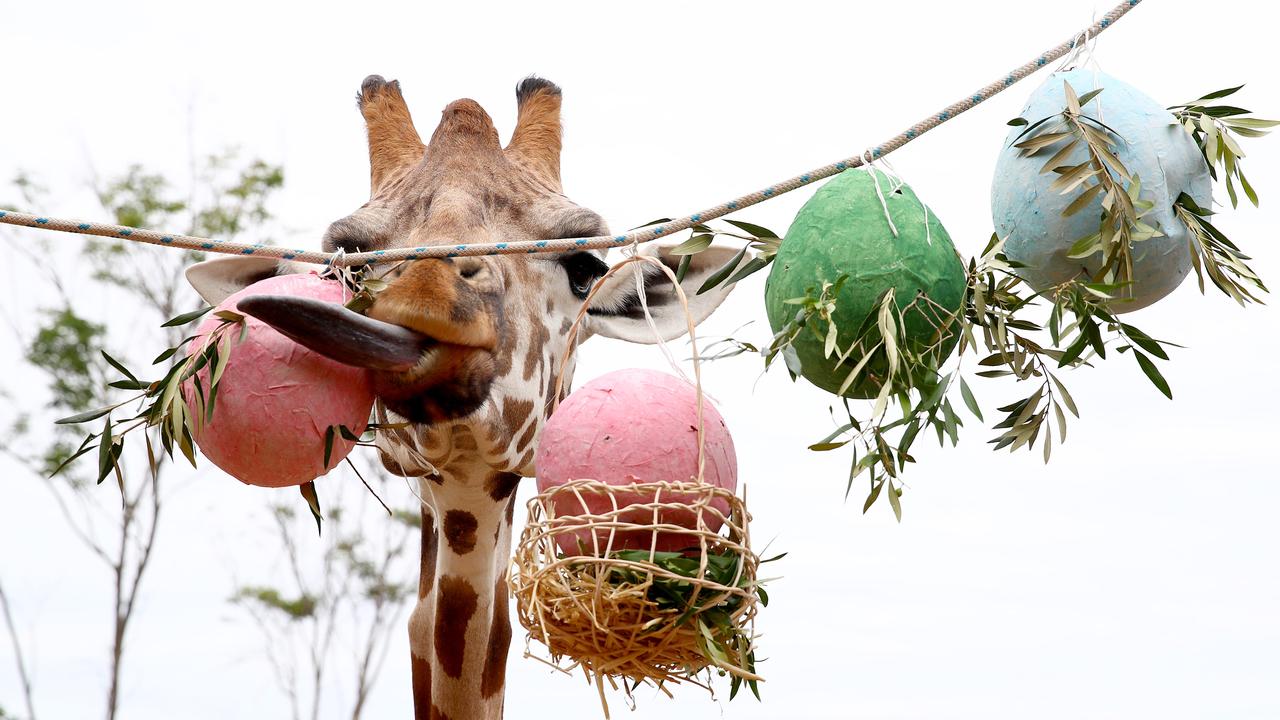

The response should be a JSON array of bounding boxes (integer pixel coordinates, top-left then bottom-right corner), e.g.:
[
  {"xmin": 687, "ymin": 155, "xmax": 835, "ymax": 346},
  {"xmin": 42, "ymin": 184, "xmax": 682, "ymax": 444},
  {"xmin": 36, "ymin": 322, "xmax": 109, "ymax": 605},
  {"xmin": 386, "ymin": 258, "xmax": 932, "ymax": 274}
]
[{"xmin": 237, "ymin": 294, "xmax": 432, "ymax": 372}]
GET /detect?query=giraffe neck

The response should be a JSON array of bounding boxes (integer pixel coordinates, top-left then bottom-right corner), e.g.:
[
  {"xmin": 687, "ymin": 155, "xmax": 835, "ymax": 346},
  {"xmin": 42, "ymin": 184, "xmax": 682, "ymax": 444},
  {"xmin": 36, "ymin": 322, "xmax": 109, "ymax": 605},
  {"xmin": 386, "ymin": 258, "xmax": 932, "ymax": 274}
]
[{"xmin": 410, "ymin": 466, "xmax": 520, "ymax": 720}]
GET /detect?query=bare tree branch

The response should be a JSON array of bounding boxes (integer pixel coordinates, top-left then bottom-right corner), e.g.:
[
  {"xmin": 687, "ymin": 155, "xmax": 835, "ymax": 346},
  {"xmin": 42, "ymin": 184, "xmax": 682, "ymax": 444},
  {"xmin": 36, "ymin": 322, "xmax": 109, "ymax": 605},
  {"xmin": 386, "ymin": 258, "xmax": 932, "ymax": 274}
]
[{"xmin": 0, "ymin": 579, "xmax": 38, "ymax": 720}]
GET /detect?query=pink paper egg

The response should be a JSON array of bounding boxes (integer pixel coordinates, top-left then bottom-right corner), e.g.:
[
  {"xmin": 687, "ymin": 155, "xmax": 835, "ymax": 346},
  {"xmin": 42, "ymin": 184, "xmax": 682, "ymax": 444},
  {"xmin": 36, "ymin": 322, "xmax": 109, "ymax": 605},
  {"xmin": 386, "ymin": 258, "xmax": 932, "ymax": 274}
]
[
  {"xmin": 535, "ymin": 368, "xmax": 738, "ymax": 554},
  {"xmin": 182, "ymin": 273, "xmax": 375, "ymax": 488}
]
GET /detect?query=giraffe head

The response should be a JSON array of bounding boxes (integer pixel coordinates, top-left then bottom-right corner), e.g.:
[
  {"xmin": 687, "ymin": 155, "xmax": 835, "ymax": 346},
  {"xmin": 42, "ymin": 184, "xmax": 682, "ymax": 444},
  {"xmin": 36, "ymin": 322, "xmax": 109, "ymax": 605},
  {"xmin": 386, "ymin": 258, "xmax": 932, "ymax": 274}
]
[{"xmin": 187, "ymin": 75, "xmax": 744, "ymax": 480}]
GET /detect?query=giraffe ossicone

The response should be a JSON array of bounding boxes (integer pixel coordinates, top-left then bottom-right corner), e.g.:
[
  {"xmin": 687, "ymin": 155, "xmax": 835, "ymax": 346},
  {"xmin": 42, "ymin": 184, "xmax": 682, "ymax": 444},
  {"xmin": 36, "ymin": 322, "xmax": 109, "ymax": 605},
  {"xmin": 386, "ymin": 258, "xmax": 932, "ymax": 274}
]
[{"xmin": 184, "ymin": 75, "xmax": 748, "ymax": 720}]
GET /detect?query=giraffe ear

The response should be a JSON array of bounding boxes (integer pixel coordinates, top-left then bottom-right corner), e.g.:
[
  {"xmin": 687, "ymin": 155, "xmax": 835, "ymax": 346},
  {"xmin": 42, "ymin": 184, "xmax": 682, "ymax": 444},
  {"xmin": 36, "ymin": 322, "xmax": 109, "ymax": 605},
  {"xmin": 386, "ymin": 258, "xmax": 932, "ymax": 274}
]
[
  {"xmin": 184, "ymin": 256, "xmax": 298, "ymax": 306},
  {"xmin": 505, "ymin": 77, "xmax": 562, "ymax": 190},
  {"xmin": 359, "ymin": 75, "xmax": 426, "ymax": 194},
  {"xmin": 586, "ymin": 244, "xmax": 748, "ymax": 344}
]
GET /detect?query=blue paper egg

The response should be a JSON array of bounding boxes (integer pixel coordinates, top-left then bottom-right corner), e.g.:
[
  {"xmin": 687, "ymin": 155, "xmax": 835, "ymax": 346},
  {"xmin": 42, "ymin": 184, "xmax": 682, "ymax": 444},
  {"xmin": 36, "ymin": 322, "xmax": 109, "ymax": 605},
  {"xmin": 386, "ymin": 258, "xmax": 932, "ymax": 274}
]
[{"xmin": 991, "ymin": 70, "xmax": 1211, "ymax": 312}]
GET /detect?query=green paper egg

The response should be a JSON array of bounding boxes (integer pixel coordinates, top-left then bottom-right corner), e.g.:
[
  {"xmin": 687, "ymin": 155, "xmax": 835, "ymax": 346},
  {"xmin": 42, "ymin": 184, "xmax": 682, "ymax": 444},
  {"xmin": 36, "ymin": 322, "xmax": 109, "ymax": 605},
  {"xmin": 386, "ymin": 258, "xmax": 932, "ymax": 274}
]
[{"xmin": 764, "ymin": 170, "xmax": 967, "ymax": 398}]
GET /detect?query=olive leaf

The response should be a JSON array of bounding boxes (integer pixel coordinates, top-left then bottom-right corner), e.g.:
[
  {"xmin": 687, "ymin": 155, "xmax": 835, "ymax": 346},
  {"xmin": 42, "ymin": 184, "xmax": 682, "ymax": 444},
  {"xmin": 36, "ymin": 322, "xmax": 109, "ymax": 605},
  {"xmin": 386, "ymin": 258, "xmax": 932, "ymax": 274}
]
[{"xmin": 1169, "ymin": 86, "xmax": 1278, "ymax": 208}]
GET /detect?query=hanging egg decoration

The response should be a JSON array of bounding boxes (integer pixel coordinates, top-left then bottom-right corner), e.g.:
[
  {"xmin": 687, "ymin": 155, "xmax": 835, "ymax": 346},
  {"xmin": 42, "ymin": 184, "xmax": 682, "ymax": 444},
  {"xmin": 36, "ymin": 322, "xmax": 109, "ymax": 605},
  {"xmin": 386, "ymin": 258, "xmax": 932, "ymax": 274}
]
[
  {"xmin": 182, "ymin": 273, "xmax": 376, "ymax": 488},
  {"xmin": 763, "ymin": 169, "xmax": 967, "ymax": 398},
  {"xmin": 991, "ymin": 70, "xmax": 1213, "ymax": 312},
  {"xmin": 534, "ymin": 368, "xmax": 738, "ymax": 554}
]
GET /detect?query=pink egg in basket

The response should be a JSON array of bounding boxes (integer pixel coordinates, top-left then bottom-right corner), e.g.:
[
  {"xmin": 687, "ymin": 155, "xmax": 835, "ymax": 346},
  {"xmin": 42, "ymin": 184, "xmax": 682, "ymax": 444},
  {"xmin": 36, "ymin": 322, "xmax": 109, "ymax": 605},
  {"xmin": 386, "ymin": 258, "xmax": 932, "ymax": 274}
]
[{"xmin": 535, "ymin": 368, "xmax": 738, "ymax": 554}]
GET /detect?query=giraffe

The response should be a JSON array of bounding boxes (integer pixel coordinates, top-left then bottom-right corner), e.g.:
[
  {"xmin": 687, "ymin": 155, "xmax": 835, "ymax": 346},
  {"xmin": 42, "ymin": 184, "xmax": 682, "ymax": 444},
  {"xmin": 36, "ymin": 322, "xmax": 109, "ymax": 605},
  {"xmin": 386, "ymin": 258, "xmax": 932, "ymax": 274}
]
[{"xmin": 184, "ymin": 75, "xmax": 746, "ymax": 719}]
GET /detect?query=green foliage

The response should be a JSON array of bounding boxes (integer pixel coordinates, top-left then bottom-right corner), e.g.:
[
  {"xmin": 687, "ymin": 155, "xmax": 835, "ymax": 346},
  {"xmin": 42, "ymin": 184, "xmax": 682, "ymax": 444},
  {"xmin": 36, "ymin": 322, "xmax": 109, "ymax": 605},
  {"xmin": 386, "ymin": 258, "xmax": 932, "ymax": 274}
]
[
  {"xmin": 643, "ymin": 217, "xmax": 780, "ymax": 291},
  {"xmin": 335, "ymin": 537, "xmax": 412, "ymax": 604},
  {"xmin": 93, "ymin": 153, "xmax": 285, "ymax": 237},
  {"xmin": 1169, "ymin": 85, "xmax": 1278, "ymax": 208},
  {"xmin": 96, "ymin": 166, "xmax": 188, "ymax": 230},
  {"xmin": 30, "ymin": 153, "xmax": 285, "ymax": 490},
  {"xmin": 299, "ymin": 480, "xmax": 323, "ymax": 534},
  {"xmin": 1, "ymin": 153, "xmax": 286, "ymax": 720},
  {"xmin": 7, "ymin": 171, "xmax": 48, "ymax": 209},
  {"xmin": 775, "ymin": 279, "xmax": 960, "ymax": 401},
  {"xmin": 15, "ymin": 154, "xmax": 284, "ymax": 463},
  {"xmin": 49, "ymin": 309, "xmax": 247, "ymax": 486},
  {"xmin": 25, "ymin": 307, "xmax": 108, "ymax": 411},
  {"xmin": 230, "ymin": 488, "xmax": 419, "ymax": 718},
  {"xmin": 233, "ymin": 586, "xmax": 319, "ymax": 620},
  {"xmin": 191, "ymin": 154, "xmax": 285, "ymax": 239},
  {"xmin": 87, "ymin": 152, "xmax": 284, "ymax": 296},
  {"xmin": 392, "ymin": 508, "xmax": 422, "ymax": 529},
  {"xmin": 589, "ymin": 548, "xmax": 779, "ymax": 701},
  {"xmin": 1176, "ymin": 191, "xmax": 1268, "ymax": 306},
  {"xmin": 770, "ymin": 233, "xmax": 1183, "ymax": 519}
]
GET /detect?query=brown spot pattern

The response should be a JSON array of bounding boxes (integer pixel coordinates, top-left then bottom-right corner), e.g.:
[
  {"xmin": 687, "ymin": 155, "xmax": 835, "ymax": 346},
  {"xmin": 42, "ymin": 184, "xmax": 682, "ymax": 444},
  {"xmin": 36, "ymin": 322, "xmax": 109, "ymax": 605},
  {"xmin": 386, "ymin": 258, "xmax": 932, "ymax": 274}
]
[
  {"xmin": 501, "ymin": 397, "xmax": 534, "ymax": 437},
  {"xmin": 434, "ymin": 575, "xmax": 479, "ymax": 678},
  {"xmin": 491, "ymin": 334, "xmax": 515, "ymax": 378},
  {"xmin": 516, "ymin": 448, "xmax": 535, "ymax": 476},
  {"xmin": 543, "ymin": 366, "xmax": 559, "ymax": 412},
  {"xmin": 481, "ymin": 575, "xmax": 513, "ymax": 698},
  {"xmin": 411, "ymin": 651, "xmax": 432, "ymax": 717},
  {"xmin": 486, "ymin": 472, "xmax": 521, "ymax": 502},
  {"xmin": 442, "ymin": 510, "xmax": 478, "ymax": 555},
  {"xmin": 505, "ymin": 493, "xmax": 517, "ymax": 526},
  {"xmin": 515, "ymin": 418, "xmax": 538, "ymax": 453},
  {"xmin": 522, "ymin": 320, "xmax": 550, "ymax": 381}
]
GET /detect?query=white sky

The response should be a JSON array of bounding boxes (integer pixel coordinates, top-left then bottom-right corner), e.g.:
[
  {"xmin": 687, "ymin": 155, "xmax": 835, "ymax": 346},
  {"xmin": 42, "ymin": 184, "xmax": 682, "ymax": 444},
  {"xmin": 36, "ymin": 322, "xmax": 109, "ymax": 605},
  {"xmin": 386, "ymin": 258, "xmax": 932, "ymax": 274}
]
[{"xmin": 2, "ymin": 0, "xmax": 1278, "ymax": 718}]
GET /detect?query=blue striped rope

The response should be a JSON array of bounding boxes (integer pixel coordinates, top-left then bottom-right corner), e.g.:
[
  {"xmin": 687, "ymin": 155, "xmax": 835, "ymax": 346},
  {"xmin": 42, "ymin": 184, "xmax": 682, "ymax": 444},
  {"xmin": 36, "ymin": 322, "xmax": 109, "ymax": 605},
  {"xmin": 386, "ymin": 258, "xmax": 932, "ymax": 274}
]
[{"xmin": 0, "ymin": 0, "xmax": 1144, "ymax": 266}]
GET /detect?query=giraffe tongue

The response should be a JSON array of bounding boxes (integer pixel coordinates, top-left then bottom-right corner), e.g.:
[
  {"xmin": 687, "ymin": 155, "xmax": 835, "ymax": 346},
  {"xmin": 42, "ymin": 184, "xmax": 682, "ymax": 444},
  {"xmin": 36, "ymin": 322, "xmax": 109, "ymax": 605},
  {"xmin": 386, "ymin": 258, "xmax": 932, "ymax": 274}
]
[{"xmin": 236, "ymin": 294, "xmax": 433, "ymax": 372}]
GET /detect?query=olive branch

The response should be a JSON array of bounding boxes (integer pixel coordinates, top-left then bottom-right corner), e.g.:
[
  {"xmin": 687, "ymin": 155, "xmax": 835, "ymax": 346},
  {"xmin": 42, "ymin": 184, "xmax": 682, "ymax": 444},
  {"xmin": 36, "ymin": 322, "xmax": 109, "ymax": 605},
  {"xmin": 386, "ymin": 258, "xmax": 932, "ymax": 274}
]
[
  {"xmin": 1008, "ymin": 81, "xmax": 1162, "ymax": 293},
  {"xmin": 779, "ymin": 233, "xmax": 1186, "ymax": 520},
  {"xmin": 660, "ymin": 218, "xmax": 781, "ymax": 292},
  {"xmin": 48, "ymin": 306, "xmax": 244, "ymax": 486},
  {"xmin": 1011, "ymin": 81, "xmax": 1273, "ymax": 308},
  {"xmin": 1168, "ymin": 84, "xmax": 1279, "ymax": 209},
  {"xmin": 49, "ymin": 263, "xmax": 410, "ymax": 534},
  {"xmin": 1174, "ymin": 193, "xmax": 1267, "ymax": 305}
]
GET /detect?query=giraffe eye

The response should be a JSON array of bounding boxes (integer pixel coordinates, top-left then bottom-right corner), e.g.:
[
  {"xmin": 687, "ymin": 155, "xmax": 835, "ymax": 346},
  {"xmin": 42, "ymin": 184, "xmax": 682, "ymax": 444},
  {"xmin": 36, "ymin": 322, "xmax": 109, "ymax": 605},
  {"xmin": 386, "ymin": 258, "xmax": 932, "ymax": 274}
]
[{"xmin": 559, "ymin": 252, "xmax": 608, "ymax": 299}]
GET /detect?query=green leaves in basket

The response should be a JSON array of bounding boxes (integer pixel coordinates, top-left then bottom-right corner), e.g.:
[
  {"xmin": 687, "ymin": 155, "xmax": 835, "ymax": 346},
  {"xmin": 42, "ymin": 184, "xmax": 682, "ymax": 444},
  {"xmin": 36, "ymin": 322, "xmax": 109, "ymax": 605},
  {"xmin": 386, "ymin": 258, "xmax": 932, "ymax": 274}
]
[{"xmin": 594, "ymin": 547, "xmax": 772, "ymax": 700}]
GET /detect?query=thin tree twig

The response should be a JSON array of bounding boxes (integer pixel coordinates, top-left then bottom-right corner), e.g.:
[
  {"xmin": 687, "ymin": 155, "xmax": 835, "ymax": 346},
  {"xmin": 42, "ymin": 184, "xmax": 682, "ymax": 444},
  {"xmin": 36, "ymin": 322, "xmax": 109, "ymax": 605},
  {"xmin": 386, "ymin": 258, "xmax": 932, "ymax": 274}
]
[{"xmin": 0, "ymin": 579, "xmax": 38, "ymax": 720}]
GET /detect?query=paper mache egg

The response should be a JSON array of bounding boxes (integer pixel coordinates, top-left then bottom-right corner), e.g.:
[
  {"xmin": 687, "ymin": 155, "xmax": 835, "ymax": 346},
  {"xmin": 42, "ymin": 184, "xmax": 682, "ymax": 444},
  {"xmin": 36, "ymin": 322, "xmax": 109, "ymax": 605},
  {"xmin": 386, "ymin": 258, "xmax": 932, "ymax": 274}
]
[
  {"xmin": 182, "ymin": 273, "xmax": 375, "ymax": 488},
  {"xmin": 764, "ymin": 169, "xmax": 967, "ymax": 398},
  {"xmin": 534, "ymin": 369, "xmax": 738, "ymax": 555},
  {"xmin": 991, "ymin": 70, "xmax": 1213, "ymax": 312}
]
